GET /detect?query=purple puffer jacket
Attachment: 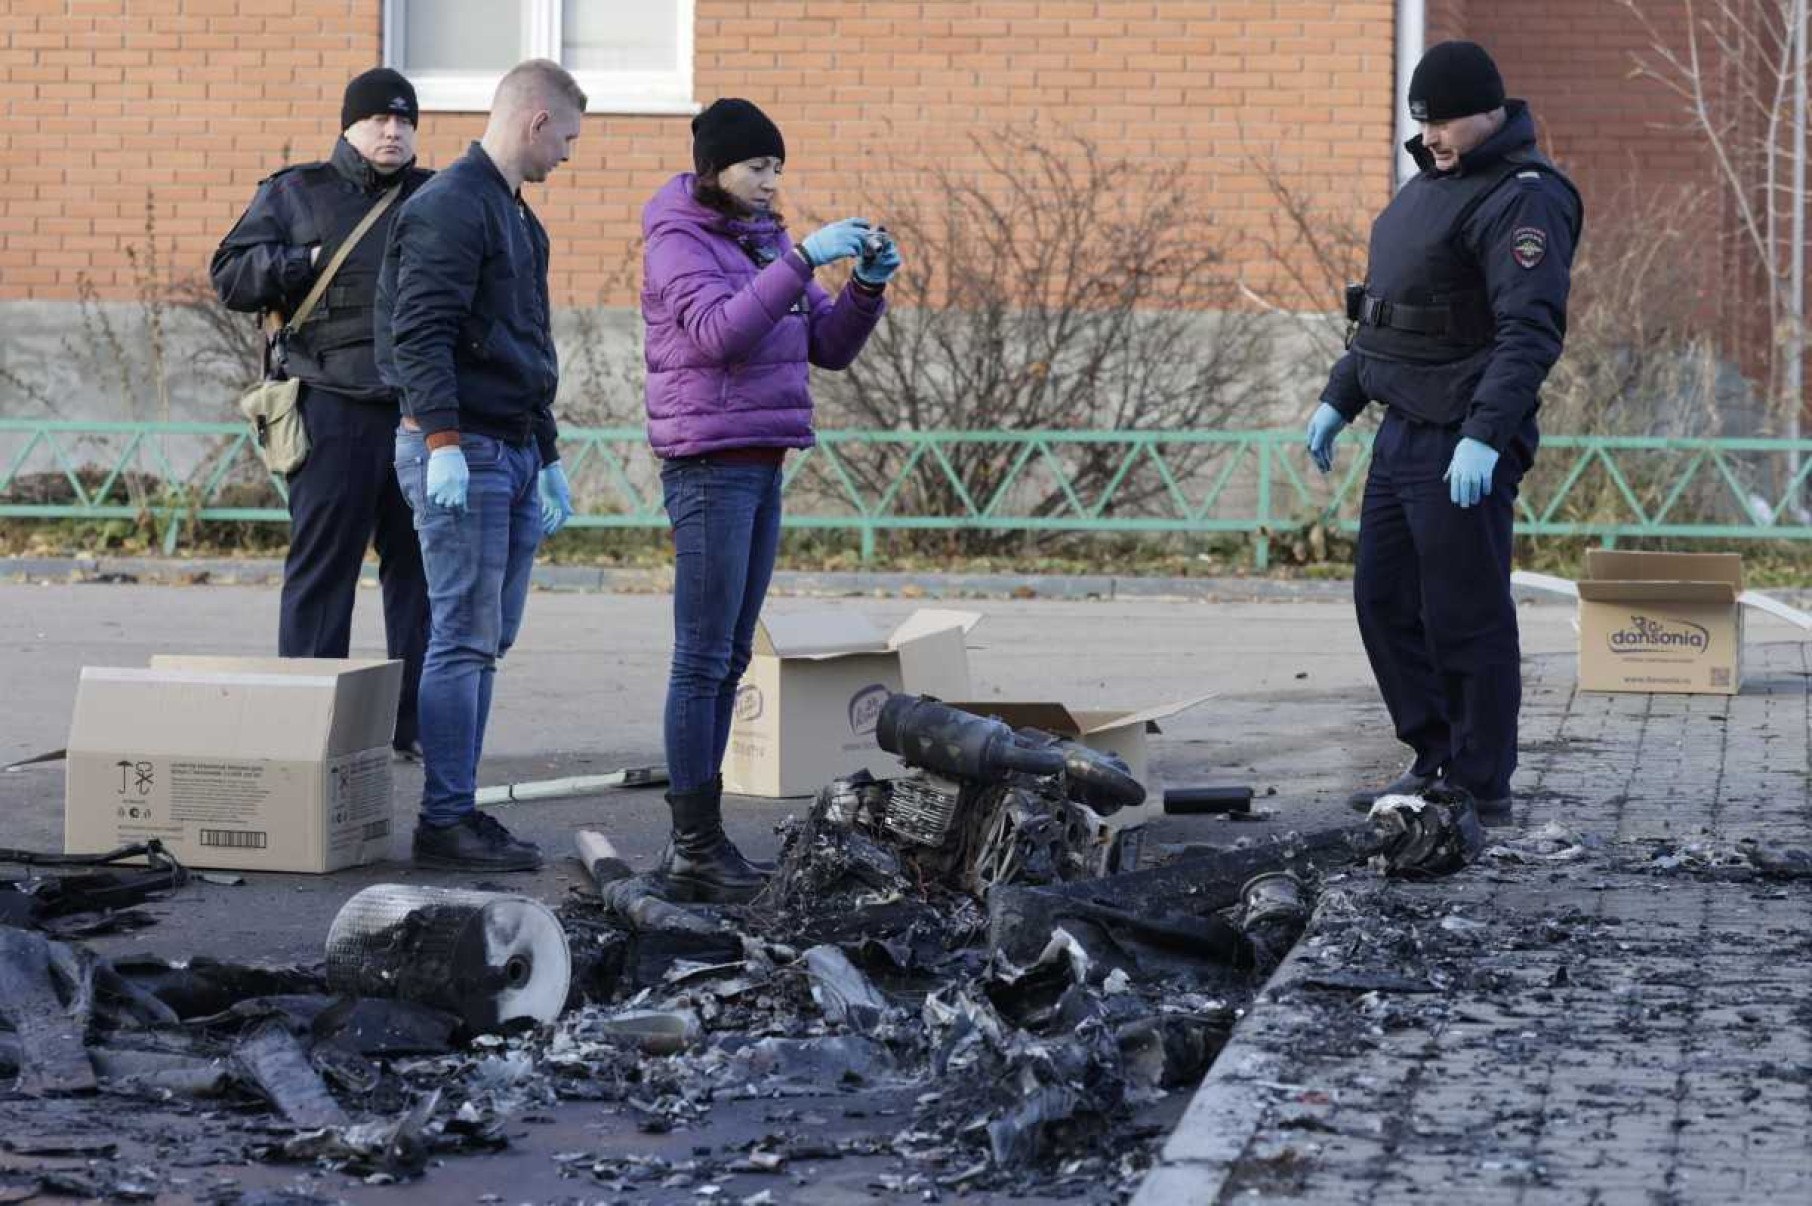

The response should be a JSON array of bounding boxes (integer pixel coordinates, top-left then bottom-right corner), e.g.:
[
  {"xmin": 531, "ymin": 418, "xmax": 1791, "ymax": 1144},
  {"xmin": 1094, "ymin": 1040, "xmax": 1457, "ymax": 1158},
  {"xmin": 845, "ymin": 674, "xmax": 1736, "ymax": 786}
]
[{"xmin": 641, "ymin": 173, "xmax": 886, "ymax": 458}]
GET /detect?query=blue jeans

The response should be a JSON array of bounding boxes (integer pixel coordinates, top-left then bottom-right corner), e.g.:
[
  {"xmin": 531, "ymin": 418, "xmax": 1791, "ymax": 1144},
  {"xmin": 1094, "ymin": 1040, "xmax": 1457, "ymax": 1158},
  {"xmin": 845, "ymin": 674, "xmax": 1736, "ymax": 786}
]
[
  {"xmin": 395, "ymin": 429, "xmax": 542, "ymax": 826},
  {"xmin": 661, "ymin": 457, "xmax": 784, "ymax": 793}
]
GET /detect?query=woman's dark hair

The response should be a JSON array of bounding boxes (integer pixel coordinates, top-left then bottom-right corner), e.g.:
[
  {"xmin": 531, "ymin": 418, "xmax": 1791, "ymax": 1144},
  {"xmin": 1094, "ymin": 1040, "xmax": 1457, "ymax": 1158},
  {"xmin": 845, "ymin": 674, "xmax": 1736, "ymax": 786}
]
[{"xmin": 692, "ymin": 173, "xmax": 784, "ymax": 225}]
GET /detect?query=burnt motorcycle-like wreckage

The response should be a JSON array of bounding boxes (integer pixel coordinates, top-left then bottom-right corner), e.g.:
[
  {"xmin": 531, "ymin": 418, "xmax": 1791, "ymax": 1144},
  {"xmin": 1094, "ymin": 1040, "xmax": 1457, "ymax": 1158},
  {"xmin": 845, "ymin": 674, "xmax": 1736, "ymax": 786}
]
[{"xmin": 751, "ymin": 693, "xmax": 1484, "ymax": 972}]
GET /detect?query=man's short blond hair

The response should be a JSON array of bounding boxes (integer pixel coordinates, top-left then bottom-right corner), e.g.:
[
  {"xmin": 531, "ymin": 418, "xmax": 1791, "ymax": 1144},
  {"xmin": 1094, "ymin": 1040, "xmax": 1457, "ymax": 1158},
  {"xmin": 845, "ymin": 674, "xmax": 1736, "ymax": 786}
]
[{"xmin": 494, "ymin": 59, "xmax": 587, "ymax": 116}]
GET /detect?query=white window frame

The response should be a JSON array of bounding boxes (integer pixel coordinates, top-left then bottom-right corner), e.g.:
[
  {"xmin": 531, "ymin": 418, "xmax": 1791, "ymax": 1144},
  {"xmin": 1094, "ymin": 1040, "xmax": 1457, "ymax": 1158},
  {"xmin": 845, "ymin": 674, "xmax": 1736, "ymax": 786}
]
[{"xmin": 383, "ymin": 0, "xmax": 696, "ymax": 115}]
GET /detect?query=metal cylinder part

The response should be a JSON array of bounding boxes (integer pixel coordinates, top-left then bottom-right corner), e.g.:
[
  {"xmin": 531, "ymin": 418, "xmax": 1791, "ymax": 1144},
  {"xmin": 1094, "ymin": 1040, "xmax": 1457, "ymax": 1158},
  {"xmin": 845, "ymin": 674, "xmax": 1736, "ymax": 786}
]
[
  {"xmin": 324, "ymin": 885, "xmax": 571, "ymax": 1033},
  {"xmin": 1237, "ymin": 871, "xmax": 1308, "ymax": 928},
  {"xmin": 876, "ymin": 694, "xmax": 1143, "ymax": 813}
]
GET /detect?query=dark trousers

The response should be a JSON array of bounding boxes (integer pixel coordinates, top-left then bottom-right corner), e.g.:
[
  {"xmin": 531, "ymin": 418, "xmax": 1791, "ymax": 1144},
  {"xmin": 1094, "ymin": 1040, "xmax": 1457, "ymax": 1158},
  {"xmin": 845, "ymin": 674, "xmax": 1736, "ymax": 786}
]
[
  {"xmin": 660, "ymin": 457, "xmax": 785, "ymax": 793},
  {"xmin": 1353, "ymin": 408, "xmax": 1528, "ymax": 800},
  {"xmin": 279, "ymin": 385, "xmax": 428, "ymax": 748}
]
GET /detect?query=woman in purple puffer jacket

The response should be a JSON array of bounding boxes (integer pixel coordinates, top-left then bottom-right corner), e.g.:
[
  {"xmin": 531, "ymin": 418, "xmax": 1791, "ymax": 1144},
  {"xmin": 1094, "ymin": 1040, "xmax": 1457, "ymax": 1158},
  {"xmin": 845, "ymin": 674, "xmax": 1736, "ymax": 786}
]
[{"xmin": 642, "ymin": 98, "xmax": 898, "ymax": 903}]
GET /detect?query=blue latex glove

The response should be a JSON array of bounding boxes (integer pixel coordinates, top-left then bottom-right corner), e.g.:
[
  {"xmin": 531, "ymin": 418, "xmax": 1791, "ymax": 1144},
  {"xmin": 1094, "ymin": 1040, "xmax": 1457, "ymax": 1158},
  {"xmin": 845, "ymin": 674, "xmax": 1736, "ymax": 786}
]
[
  {"xmin": 797, "ymin": 217, "xmax": 872, "ymax": 268},
  {"xmin": 538, "ymin": 463, "xmax": 573, "ymax": 536},
  {"xmin": 426, "ymin": 446, "xmax": 469, "ymax": 512},
  {"xmin": 1444, "ymin": 437, "xmax": 1500, "ymax": 508},
  {"xmin": 853, "ymin": 234, "xmax": 901, "ymax": 286},
  {"xmin": 1305, "ymin": 402, "xmax": 1348, "ymax": 474}
]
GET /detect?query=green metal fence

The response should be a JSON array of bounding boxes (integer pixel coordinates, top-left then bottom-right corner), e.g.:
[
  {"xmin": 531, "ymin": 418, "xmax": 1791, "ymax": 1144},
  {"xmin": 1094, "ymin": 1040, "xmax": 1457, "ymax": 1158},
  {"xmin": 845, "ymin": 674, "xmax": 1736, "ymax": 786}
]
[{"xmin": 4, "ymin": 419, "xmax": 1810, "ymax": 567}]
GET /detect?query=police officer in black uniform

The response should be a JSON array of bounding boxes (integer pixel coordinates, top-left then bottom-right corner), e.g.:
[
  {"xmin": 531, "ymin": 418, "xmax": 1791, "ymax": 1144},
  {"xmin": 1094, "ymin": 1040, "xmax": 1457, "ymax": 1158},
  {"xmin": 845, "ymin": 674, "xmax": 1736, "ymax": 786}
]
[
  {"xmin": 1306, "ymin": 41, "xmax": 1583, "ymax": 822},
  {"xmin": 212, "ymin": 68, "xmax": 433, "ymax": 757}
]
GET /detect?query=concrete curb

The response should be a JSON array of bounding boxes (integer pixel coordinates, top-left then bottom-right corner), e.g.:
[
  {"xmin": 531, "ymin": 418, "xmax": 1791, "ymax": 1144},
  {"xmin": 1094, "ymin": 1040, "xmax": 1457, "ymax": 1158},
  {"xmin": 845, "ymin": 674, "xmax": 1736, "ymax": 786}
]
[
  {"xmin": 0, "ymin": 554, "xmax": 1351, "ymax": 601},
  {"xmin": 0, "ymin": 554, "xmax": 1618, "ymax": 606},
  {"xmin": 1129, "ymin": 936, "xmax": 1323, "ymax": 1204}
]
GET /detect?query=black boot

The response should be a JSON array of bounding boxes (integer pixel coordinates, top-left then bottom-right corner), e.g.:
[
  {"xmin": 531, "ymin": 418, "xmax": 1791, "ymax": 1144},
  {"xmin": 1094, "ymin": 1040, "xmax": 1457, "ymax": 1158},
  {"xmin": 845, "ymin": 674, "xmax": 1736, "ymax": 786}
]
[
  {"xmin": 1434, "ymin": 779, "xmax": 1514, "ymax": 827},
  {"xmin": 663, "ymin": 776, "xmax": 775, "ymax": 872},
  {"xmin": 662, "ymin": 778, "xmax": 768, "ymax": 904}
]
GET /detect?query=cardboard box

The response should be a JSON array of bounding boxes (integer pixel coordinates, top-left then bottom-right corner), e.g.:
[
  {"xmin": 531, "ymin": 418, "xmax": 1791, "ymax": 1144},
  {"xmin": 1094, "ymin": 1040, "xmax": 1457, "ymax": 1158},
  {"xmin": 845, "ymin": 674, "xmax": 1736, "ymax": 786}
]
[
  {"xmin": 945, "ymin": 697, "xmax": 1215, "ymax": 828},
  {"xmin": 1516, "ymin": 551, "xmax": 1812, "ymax": 695},
  {"xmin": 1575, "ymin": 551, "xmax": 1742, "ymax": 694},
  {"xmin": 65, "ymin": 656, "xmax": 402, "ymax": 872},
  {"xmin": 725, "ymin": 609, "xmax": 981, "ymax": 798}
]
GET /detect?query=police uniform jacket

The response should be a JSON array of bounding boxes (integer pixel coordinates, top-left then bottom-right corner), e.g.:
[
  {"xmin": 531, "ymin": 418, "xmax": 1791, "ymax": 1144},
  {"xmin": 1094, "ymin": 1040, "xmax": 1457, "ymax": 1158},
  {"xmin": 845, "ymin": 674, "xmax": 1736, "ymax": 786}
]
[
  {"xmin": 1320, "ymin": 101, "xmax": 1584, "ymax": 453},
  {"xmin": 210, "ymin": 138, "xmax": 430, "ymax": 403}
]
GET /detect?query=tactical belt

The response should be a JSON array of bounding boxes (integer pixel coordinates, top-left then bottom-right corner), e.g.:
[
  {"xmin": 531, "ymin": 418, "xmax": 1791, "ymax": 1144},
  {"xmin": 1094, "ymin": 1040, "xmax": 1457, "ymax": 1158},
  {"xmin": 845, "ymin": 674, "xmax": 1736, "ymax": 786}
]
[{"xmin": 1357, "ymin": 293, "xmax": 1460, "ymax": 336}]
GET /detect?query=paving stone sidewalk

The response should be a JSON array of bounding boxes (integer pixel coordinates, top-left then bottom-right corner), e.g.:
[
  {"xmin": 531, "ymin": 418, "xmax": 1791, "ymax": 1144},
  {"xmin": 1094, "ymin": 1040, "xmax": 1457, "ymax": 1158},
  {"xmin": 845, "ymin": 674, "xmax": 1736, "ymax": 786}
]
[{"xmin": 1136, "ymin": 641, "xmax": 1812, "ymax": 1205}]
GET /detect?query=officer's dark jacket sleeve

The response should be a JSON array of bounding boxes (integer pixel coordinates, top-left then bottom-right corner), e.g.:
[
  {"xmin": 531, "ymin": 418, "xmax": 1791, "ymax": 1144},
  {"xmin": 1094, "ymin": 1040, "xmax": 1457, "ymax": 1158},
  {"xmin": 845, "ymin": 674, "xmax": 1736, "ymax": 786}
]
[
  {"xmin": 385, "ymin": 190, "xmax": 484, "ymax": 436},
  {"xmin": 1319, "ymin": 351, "xmax": 1369, "ymax": 421},
  {"xmin": 1459, "ymin": 174, "xmax": 1582, "ymax": 450},
  {"xmin": 209, "ymin": 173, "xmax": 315, "ymax": 314}
]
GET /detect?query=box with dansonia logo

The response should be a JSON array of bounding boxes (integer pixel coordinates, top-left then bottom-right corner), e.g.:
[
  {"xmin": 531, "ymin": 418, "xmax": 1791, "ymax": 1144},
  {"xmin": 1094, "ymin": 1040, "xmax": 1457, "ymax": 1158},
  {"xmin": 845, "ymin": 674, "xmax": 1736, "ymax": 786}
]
[
  {"xmin": 723, "ymin": 609, "xmax": 982, "ymax": 798},
  {"xmin": 64, "ymin": 656, "xmax": 401, "ymax": 872},
  {"xmin": 1515, "ymin": 550, "xmax": 1812, "ymax": 695}
]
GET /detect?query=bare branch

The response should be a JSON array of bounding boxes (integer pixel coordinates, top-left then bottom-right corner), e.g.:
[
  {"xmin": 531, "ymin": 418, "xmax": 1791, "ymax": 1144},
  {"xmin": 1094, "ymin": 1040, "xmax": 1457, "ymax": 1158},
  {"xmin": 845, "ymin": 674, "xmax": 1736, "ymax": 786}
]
[{"xmin": 807, "ymin": 126, "xmax": 1276, "ymax": 551}]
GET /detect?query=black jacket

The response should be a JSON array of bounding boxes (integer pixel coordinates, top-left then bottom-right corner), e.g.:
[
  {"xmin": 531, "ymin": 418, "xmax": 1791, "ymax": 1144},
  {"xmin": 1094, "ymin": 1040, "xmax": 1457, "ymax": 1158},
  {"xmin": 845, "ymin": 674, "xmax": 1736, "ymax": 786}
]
[
  {"xmin": 1321, "ymin": 101, "xmax": 1584, "ymax": 453},
  {"xmin": 210, "ymin": 138, "xmax": 429, "ymax": 402},
  {"xmin": 374, "ymin": 142, "xmax": 560, "ymax": 465}
]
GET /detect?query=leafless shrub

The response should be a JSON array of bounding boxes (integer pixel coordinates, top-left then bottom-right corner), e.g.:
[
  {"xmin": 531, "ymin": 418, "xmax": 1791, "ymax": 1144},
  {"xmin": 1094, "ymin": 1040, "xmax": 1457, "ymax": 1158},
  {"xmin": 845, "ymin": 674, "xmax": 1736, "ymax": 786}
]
[
  {"xmin": 1246, "ymin": 154, "xmax": 1371, "ymax": 365},
  {"xmin": 1, "ymin": 194, "xmax": 265, "ymax": 514},
  {"xmin": 809, "ymin": 129, "xmax": 1279, "ymax": 554},
  {"xmin": 561, "ymin": 241, "xmax": 646, "ymax": 430},
  {"xmin": 1621, "ymin": 0, "xmax": 1807, "ymax": 439}
]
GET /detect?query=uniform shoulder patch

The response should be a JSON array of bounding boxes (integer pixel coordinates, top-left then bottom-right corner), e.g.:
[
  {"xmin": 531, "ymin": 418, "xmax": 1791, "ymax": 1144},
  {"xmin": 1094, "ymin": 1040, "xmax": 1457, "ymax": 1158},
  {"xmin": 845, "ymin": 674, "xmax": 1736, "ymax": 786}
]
[
  {"xmin": 1512, "ymin": 226, "xmax": 1548, "ymax": 269},
  {"xmin": 258, "ymin": 162, "xmax": 325, "ymax": 189}
]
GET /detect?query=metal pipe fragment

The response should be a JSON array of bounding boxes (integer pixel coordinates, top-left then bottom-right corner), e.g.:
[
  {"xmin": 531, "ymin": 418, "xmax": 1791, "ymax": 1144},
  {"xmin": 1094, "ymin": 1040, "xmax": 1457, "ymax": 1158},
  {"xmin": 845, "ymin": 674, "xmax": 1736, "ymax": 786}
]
[
  {"xmin": 476, "ymin": 765, "xmax": 667, "ymax": 807},
  {"xmin": 575, "ymin": 829, "xmax": 636, "ymax": 886},
  {"xmin": 876, "ymin": 694, "xmax": 1145, "ymax": 813},
  {"xmin": 574, "ymin": 830, "xmax": 731, "ymax": 936}
]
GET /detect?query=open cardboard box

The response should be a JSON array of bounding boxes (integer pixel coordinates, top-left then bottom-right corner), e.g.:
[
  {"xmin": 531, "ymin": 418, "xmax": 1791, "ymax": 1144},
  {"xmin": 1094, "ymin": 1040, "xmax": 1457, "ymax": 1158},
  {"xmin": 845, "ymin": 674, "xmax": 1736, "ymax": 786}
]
[
  {"xmin": 64, "ymin": 655, "xmax": 401, "ymax": 872},
  {"xmin": 1514, "ymin": 550, "xmax": 1812, "ymax": 694},
  {"xmin": 724, "ymin": 609, "xmax": 982, "ymax": 797}
]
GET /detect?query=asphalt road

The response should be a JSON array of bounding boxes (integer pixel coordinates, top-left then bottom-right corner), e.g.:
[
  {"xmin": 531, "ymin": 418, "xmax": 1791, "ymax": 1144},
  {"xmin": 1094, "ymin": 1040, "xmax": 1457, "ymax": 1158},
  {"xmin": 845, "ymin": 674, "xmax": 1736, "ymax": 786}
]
[
  {"xmin": 0, "ymin": 577, "xmax": 1590, "ymax": 1204},
  {"xmin": 0, "ymin": 579, "xmax": 1586, "ymax": 962}
]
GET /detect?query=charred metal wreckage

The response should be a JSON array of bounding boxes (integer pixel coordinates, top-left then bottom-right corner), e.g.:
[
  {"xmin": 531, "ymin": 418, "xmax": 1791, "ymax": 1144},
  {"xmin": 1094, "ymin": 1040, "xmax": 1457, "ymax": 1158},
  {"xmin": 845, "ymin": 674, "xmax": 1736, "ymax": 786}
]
[{"xmin": 0, "ymin": 695, "xmax": 1485, "ymax": 1199}]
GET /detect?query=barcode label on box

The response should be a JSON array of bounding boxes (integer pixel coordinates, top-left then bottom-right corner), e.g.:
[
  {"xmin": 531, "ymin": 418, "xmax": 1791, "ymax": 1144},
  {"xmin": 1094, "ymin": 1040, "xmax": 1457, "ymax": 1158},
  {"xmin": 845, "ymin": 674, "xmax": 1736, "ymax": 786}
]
[
  {"xmin": 199, "ymin": 828, "xmax": 267, "ymax": 849},
  {"xmin": 362, "ymin": 819, "xmax": 390, "ymax": 840}
]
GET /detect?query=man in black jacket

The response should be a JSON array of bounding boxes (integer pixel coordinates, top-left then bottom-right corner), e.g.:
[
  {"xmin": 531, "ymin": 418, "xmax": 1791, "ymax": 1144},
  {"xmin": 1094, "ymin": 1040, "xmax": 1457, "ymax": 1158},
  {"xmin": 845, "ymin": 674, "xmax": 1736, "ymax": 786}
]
[
  {"xmin": 211, "ymin": 67, "xmax": 432, "ymax": 758},
  {"xmin": 1305, "ymin": 42, "xmax": 1584, "ymax": 824},
  {"xmin": 375, "ymin": 59, "xmax": 582, "ymax": 871}
]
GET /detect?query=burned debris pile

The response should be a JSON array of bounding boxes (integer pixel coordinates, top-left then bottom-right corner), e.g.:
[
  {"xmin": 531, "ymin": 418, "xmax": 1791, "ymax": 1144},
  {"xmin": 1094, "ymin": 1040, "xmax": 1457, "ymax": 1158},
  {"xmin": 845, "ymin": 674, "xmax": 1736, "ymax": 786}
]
[
  {"xmin": 0, "ymin": 695, "xmax": 1489, "ymax": 1199},
  {"xmin": 0, "ymin": 840, "xmax": 187, "ymax": 939},
  {"xmin": 541, "ymin": 695, "xmax": 1487, "ymax": 1194}
]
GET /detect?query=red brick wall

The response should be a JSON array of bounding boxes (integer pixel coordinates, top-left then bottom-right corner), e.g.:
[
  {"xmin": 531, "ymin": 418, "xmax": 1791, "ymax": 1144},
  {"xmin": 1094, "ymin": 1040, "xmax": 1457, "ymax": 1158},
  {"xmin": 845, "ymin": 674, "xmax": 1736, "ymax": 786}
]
[
  {"xmin": 1458, "ymin": 1, "xmax": 1757, "ymax": 369},
  {"xmin": 1, "ymin": 0, "xmax": 1399, "ymax": 307},
  {"xmin": 1420, "ymin": 0, "xmax": 1706, "ymax": 203},
  {"xmin": 1, "ymin": 0, "xmax": 386, "ymax": 296},
  {"xmin": 1460, "ymin": 2, "xmax": 1704, "ymax": 206},
  {"xmin": 1424, "ymin": 0, "xmax": 1467, "ymax": 46}
]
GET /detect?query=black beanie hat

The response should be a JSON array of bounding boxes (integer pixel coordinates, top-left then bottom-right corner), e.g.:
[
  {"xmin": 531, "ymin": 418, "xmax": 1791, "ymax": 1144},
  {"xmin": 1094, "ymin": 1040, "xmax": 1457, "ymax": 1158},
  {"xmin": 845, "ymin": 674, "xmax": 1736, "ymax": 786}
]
[
  {"xmin": 691, "ymin": 98, "xmax": 785, "ymax": 176},
  {"xmin": 1408, "ymin": 41, "xmax": 1505, "ymax": 122},
  {"xmin": 341, "ymin": 67, "xmax": 419, "ymax": 131}
]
